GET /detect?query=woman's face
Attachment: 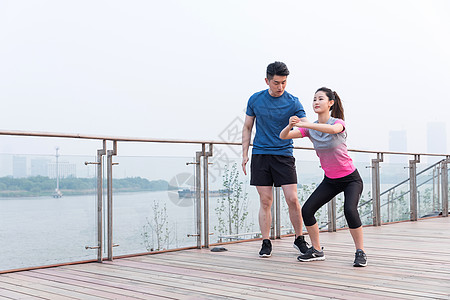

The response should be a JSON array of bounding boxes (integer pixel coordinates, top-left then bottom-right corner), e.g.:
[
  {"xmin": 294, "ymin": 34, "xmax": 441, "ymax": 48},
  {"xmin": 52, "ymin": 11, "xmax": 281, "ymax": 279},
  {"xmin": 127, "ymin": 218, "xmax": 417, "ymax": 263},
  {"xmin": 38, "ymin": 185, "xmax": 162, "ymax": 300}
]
[{"xmin": 313, "ymin": 91, "xmax": 334, "ymax": 114}]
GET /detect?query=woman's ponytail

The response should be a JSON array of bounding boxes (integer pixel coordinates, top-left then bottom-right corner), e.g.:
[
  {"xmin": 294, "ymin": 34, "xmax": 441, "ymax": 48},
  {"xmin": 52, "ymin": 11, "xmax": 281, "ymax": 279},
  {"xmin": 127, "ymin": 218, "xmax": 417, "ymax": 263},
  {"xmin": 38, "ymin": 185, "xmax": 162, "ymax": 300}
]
[{"xmin": 331, "ymin": 91, "xmax": 345, "ymax": 120}]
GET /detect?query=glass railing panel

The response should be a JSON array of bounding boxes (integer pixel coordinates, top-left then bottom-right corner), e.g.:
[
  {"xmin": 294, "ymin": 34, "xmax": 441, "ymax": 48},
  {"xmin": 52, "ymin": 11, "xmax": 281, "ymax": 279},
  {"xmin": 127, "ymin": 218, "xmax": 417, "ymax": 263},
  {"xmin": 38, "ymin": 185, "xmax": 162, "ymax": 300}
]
[
  {"xmin": 416, "ymin": 159, "xmax": 441, "ymax": 218},
  {"xmin": 0, "ymin": 154, "xmax": 97, "ymax": 272},
  {"xmin": 294, "ymin": 158, "xmax": 324, "ymax": 231},
  {"xmin": 352, "ymin": 154, "xmax": 374, "ymax": 227},
  {"xmin": 208, "ymin": 145, "xmax": 259, "ymax": 243},
  {"xmin": 379, "ymin": 155, "xmax": 411, "ymax": 223},
  {"xmin": 111, "ymin": 155, "xmax": 198, "ymax": 256}
]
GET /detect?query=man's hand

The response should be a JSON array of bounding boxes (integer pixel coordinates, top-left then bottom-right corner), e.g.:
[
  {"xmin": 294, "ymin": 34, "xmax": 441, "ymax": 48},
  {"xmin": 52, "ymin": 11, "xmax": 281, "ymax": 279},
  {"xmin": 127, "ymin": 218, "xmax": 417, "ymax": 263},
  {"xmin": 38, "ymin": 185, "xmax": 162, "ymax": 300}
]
[{"xmin": 242, "ymin": 156, "xmax": 249, "ymax": 175}]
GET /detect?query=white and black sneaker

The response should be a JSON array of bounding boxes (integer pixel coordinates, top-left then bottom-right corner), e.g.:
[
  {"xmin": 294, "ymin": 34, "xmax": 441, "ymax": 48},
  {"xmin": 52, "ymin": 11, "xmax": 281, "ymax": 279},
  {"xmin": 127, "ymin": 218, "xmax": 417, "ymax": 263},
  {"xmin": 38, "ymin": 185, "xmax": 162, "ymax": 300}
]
[
  {"xmin": 259, "ymin": 239, "xmax": 272, "ymax": 258},
  {"xmin": 293, "ymin": 235, "xmax": 309, "ymax": 255},
  {"xmin": 353, "ymin": 249, "xmax": 367, "ymax": 267},
  {"xmin": 297, "ymin": 246, "xmax": 325, "ymax": 262}
]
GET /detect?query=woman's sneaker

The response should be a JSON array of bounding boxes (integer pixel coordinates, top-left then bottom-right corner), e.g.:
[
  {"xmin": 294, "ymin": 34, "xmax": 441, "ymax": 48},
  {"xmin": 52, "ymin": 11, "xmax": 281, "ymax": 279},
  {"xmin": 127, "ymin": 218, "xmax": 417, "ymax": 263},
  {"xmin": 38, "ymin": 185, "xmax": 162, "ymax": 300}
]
[
  {"xmin": 259, "ymin": 239, "xmax": 272, "ymax": 258},
  {"xmin": 297, "ymin": 246, "xmax": 325, "ymax": 262},
  {"xmin": 353, "ymin": 249, "xmax": 367, "ymax": 267},
  {"xmin": 293, "ymin": 235, "xmax": 309, "ymax": 255}
]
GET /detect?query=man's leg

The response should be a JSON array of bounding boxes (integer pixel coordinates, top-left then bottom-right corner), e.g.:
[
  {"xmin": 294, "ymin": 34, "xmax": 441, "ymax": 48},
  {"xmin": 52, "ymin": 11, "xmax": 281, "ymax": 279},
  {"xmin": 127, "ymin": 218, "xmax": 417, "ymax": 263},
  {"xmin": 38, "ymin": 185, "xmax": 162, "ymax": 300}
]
[
  {"xmin": 281, "ymin": 184, "xmax": 303, "ymax": 236},
  {"xmin": 256, "ymin": 186, "xmax": 273, "ymax": 239}
]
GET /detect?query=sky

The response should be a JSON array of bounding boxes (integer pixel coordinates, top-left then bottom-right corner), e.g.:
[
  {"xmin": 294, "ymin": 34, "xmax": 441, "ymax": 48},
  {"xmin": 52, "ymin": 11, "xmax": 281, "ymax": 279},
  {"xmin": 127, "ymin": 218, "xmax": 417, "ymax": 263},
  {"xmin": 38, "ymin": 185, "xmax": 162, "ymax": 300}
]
[{"xmin": 1, "ymin": 0, "xmax": 450, "ymax": 158}]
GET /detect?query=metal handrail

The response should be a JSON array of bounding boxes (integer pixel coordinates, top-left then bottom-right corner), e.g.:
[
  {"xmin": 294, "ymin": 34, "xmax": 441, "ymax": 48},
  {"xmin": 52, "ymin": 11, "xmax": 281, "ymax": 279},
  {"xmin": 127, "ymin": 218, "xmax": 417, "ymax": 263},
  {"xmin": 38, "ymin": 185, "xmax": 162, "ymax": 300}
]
[{"xmin": 2, "ymin": 129, "xmax": 450, "ymax": 157}]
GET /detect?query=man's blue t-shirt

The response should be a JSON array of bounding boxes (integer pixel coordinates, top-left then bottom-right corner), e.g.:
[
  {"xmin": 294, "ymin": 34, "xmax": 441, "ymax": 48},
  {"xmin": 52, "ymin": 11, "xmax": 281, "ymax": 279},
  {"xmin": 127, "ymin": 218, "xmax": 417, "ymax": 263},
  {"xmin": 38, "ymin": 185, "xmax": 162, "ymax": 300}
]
[{"xmin": 246, "ymin": 89, "xmax": 306, "ymax": 156}]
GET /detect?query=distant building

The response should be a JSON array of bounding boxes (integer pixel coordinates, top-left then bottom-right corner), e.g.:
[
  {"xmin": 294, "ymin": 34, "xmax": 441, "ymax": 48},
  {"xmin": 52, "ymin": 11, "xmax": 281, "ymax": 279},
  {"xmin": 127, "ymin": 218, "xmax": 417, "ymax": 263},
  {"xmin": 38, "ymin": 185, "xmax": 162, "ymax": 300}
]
[
  {"xmin": 0, "ymin": 155, "xmax": 12, "ymax": 177},
  {"xmin": 13, "ymin": 156, "xmax": 27, "ymax": 178},
  {"xmin": 31, "ymin": 158, "xmax": 50, "ymax": 177},
  {"xmin": 48, "ymin": 161, "xmax": 77, "ymax": 178},
  {"xmin": 427, "ymin": 122, "xmax": 447, "ymax": 154},
  {"xmin": 427, "ymin": 122, "xmax": 447, "ymax": 164},
  {"xmin": 389, "ymin": 130, "xmax": 407, "ymax": 164}
]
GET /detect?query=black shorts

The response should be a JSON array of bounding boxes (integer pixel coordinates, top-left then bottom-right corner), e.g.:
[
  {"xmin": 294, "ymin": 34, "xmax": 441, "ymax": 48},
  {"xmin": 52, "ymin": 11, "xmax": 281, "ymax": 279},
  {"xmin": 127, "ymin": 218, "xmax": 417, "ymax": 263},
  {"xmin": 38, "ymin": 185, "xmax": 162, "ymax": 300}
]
[{"xmin": 250, "ymin": 154, "xmax": 297, "ymax": 187}]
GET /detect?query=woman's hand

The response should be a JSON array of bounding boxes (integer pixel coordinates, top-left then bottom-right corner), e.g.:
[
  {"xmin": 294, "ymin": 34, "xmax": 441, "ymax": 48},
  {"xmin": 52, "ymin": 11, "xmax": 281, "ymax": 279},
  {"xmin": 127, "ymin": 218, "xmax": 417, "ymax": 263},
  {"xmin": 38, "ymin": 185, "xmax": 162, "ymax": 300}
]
[
  {"xmin": 289, "ymin": 116, "xmax": 301, "ymax": 127},
  {"xmin": 290, "ymin": 116, "xmax": 306, "ymax": 128}
]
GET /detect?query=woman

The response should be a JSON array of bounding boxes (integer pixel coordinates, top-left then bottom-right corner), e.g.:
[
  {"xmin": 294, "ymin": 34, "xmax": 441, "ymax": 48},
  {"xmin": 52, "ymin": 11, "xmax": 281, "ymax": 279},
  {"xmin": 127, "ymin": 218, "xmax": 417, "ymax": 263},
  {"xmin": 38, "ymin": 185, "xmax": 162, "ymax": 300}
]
[{"xmin": 279, "ymin": 87, "xmax": 367, "ymax": 267}]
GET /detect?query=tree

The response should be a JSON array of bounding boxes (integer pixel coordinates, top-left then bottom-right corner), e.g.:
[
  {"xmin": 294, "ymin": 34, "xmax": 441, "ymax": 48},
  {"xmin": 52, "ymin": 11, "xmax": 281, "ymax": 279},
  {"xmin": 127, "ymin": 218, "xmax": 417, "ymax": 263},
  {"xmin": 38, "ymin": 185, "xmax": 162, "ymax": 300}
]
[
  {"xmin": 142, "ymin": 199, "xmax": 172, "ymax": 251},
  {"xmin": 214, "ymin": 163, "xmax": 252, "ymax": 240}
]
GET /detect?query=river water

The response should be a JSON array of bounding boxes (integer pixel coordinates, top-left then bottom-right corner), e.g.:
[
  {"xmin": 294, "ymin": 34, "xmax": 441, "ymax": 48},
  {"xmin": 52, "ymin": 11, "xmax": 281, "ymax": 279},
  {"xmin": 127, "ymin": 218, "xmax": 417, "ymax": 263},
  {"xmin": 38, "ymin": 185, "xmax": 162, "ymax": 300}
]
[
  {"xmin": 0, "ymin": 190, "xmax": 262, "ymax": 271},
  {"xmin": 0, "ymin": 178, "xmax": 435, "ymax": 272}
]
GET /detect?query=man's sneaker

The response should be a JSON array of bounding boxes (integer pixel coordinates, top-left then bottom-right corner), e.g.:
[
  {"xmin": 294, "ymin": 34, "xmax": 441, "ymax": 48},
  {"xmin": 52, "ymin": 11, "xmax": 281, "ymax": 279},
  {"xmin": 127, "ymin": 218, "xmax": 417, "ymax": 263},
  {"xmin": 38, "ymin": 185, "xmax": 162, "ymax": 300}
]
[
  {"xmin": 297, "ymin": 246, "xmax": 325, "ymax": 262},
  {"xmin": 259, "ymin": 239, "xmax": 272, "ymax": 258},
  {"xmin": 293, "ymin": 235, "xmax": 309, "ymax": 254},
  {"xmin": 353, "ymin": 249, "xmax": 367, "ymax": 267}
]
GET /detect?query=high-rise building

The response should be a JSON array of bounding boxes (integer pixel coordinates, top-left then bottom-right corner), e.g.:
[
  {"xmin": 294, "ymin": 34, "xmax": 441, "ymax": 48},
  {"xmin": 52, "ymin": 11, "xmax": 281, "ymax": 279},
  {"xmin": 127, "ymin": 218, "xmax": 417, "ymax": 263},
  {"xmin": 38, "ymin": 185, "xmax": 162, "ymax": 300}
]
[
  {"xmin": 48, "ymin": 161, "xmax": 77, "ymax": 178},
  {"xmin": 13, "ymin": 156, "xmax": 27, "ymax": 178},
  {"xmin": 31, "ymin": 158, "xmax": 50, "ymax": 177},
  {"xmin": 0, "ymin": 155, "xmax": 12, "ymax": 177},
  {"xmin": 427, "ymin": 122, "xmax": 447, "ymax": 154},
  {"xmin": 427, "ymin": 122, "xmax": 447, "ymax": 164},
  {"xmin": 388, "ymin": 130, "xmax": 407, "ymax": 164}
]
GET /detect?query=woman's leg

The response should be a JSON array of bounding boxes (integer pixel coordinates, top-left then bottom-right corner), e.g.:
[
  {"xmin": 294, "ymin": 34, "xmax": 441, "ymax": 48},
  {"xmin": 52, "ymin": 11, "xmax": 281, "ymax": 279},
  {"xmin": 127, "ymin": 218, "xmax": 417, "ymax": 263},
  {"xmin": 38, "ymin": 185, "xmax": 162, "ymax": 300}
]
[
  {"xmin": 349, "ymin": 226, "xmax": 364, "ymax": 251},
  {"xmin": 343, "ymin": 176, "xmax": 364, "ymax": 251},
  {"xmin": 302, "ymin": 178, "xmax": 340, "ymax": 250}
]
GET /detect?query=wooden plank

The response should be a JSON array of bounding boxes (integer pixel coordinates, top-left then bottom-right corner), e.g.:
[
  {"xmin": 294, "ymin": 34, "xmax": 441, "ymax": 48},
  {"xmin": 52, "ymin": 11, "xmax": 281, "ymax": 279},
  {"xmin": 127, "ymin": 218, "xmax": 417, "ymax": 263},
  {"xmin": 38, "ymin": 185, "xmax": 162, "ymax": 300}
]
[
  {"xmin": 0, "ymin": 280, "xmax": 73, "ymax": 299},
  {"xmin": 126, "ymin": 253, "xmax": 433, "ymax": 299},
  {"xmin": 31, "ymin": 268, "xmax": 204, "ymax": 300},
  {"xmin": 135, "ymin": 249, "xmax": 449, "ymax": 295},
  {"xmin": 0, "ymin": 217, "xmax": 448, "ymax": 299},
  {"xmin": 106, "ymin": 258, "xmax": 398, "ymax": 300},
  {"xmin": 0, "ymin": 275, "xmax": 105, "ymax": 300},
  {"xmin": 25, "ymin": 270, "xmax": 167, "ymax": 300},
  {"xmin": 62, "ymin": 263, "xmax": 301, "ymax": 300},
  {"xmin": 6, "ymin": 273, "xmax": 152, "ymax": 300},
  {"xmin": 0, "ymin": 287, "xmax": 44, "ymax": 300}
]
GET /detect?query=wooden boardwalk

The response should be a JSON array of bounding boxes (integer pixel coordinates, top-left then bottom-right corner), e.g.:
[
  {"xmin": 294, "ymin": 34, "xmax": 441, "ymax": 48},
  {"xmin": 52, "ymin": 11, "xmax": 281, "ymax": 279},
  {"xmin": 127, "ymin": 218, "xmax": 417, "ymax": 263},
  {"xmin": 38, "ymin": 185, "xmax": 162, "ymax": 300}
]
[{"xmin": 0, "ymin": 217, "xmax": 449, "ymax": 299}]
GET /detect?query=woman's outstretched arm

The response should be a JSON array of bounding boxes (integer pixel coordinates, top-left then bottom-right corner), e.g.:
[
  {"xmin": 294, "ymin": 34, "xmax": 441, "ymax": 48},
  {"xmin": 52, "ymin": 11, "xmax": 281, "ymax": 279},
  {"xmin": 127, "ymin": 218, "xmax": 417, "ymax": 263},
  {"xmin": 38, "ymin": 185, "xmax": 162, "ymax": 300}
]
[{"xmin": 295, "ymin": 121, "xmax": 343, "ymax": 134}]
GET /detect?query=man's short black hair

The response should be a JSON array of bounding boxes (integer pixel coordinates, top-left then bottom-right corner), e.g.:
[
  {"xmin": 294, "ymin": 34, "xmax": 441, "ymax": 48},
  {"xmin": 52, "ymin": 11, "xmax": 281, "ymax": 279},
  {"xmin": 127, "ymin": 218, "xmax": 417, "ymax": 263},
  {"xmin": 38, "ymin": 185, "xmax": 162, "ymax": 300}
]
[{"xmin": 266, "ymin": 61, "xmax": 289, "ymax": 80}]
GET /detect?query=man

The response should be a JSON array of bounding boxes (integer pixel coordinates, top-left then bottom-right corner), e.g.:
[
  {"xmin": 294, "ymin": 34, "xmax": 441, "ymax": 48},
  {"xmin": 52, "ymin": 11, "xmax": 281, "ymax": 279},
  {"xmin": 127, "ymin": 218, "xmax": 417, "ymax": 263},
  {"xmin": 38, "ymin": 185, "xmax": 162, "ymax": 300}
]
[{"xmin": 242, "ymin": 61, "xmax": 308, "ymax": 257}]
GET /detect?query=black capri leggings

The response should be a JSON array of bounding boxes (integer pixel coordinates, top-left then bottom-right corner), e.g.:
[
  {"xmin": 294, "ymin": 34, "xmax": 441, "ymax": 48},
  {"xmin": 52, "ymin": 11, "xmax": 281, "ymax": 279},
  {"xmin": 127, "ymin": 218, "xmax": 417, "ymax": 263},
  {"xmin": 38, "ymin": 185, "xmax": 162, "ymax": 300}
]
[{"xmin": 302, "ymin": 169, "xmax": 363, "ymax": 229}]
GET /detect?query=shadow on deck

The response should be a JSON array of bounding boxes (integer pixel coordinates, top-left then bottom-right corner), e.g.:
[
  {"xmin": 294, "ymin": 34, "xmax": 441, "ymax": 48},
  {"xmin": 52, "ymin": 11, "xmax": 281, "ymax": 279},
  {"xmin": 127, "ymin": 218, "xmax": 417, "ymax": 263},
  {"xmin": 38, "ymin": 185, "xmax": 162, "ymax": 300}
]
[{"xmin": 0, "ymin": 217, "xmax": 449, "ymax": 299}]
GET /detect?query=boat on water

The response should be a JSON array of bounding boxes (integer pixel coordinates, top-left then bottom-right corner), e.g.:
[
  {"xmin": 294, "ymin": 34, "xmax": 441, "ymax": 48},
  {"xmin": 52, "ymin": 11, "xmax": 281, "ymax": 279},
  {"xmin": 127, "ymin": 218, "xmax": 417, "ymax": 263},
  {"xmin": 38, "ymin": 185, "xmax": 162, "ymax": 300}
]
[{"xmin": 53, "ymin": 189, "xmax": 63, "ymax": 198}]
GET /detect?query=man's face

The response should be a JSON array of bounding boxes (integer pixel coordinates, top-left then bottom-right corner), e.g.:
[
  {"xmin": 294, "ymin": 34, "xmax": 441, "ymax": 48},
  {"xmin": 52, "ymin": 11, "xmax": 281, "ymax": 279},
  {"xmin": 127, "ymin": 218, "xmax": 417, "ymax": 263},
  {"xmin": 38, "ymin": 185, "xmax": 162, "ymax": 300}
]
[{"xmin": 265, "ymin": 75, "xmax": 287, "ymax": 97}]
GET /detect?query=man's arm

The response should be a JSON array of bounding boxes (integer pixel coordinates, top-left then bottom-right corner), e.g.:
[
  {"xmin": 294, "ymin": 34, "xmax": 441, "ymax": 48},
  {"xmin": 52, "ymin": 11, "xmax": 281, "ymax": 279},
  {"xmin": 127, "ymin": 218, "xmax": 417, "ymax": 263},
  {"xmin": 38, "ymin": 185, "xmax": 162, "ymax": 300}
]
[{"xmin": 242, "ymin": 115, "xmax": 255, "ymax": 175}]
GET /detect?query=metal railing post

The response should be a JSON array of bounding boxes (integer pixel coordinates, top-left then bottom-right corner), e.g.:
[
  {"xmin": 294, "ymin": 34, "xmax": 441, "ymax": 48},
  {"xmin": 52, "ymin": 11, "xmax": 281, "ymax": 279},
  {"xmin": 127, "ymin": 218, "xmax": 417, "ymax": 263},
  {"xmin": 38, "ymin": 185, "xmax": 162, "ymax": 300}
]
[
  {"xmin": 441, "ymin": 156, "xmax": 449, "ymax": 217},
  {"xmin": 327, "ymin": 197, "xmax": 336, "ymax": 232},
  {"xmin": 95, "ymin": 141, "xmax": 106, "ymax": 262},
  {"xmin": 186, "ymin": 148, "xmax": 204, "ymax": 249},
  {"xmin": 203, "ymin": 144, "xmax": 213, "ymax": 248},
  {"xmin": 195, "ymin": 149, "xmax": 203, "ymax": 248},
  {"xmin": 433, "ymin": 167, "xmax": 436, "ymax": 211},
  {"xmin": 438, "ymin": 165, "xmax": 441, "ymax": 209},
  {"xmin": 409, "ymin": 155, "xmax": 420, "ymax": 221},
  {"xmin": 371, "ymin": 153, "xmax": 383, "ymax": 226},
  {"xmin": 106, "ymin": 141, "xmax": 118, "ymax": 260},
  {"xmin": 84, "ymin": 141, "xmax": 106, "ymax": 260},
  {"xmin": 275, "ymin": 187, "xmax": 281, "ymax": 239},
  {"xmin": 387, "ymin": 190, "xmax": 394, "ymax": 222}
]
